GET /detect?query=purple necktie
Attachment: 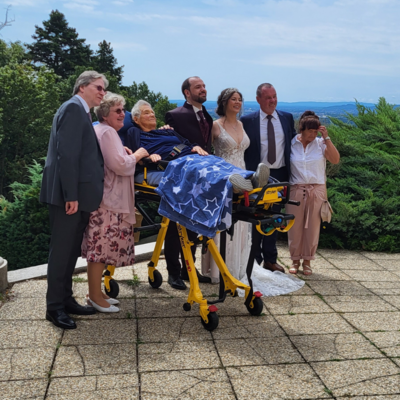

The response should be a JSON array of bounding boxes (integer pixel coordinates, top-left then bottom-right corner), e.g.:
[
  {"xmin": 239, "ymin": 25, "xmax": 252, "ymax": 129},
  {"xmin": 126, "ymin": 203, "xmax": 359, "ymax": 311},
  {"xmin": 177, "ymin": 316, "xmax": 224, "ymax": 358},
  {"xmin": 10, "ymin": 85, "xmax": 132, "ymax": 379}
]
[
  {"xmin": 87, "ymin": 112, "xmax": 92, "ymax": 122},
  {"xmin": 267, "ymin": 115, "xmax": 276, "ymax": 165},
  {"xmin": 197, "ymin": 110, "xmax": 209, "ymax": 145}
]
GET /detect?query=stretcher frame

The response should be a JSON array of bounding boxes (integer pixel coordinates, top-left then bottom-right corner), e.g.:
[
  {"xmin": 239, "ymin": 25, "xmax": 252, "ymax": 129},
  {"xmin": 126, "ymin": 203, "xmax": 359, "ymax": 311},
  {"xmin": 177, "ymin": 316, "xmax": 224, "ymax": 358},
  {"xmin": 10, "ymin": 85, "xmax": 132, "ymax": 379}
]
[{"xmin": 105, "ymin": 165, "xmax": 298, "ymax": 331}]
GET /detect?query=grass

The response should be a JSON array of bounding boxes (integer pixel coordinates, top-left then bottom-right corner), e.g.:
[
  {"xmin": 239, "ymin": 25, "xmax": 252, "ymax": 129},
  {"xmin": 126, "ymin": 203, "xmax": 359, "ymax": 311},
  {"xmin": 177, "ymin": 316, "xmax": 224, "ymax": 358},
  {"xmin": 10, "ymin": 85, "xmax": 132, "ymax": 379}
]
[
  {"xmin": 72, "ymin": 276, "xmax": 85, "ymax": 283},
  {"xmin": 127, "ymin": 274, "xmax": 140, "ymax": 287}
]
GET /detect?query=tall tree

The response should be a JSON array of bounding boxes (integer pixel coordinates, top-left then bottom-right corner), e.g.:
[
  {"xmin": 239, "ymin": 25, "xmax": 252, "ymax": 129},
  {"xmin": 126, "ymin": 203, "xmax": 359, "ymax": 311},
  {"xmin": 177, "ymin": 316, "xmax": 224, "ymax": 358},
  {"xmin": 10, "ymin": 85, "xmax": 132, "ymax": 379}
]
[
  {"xmin": 0, "ymin": 63, "xmax": 60, "ymax": 198},
  {"xmin": 92, "ymin": 40, "xmax": 123, "ymax": 84},
  {"xmin": 26, "ymin": 10, "xmax": 92, "ymax": 79},
  {"xmin": 0, "ymin": 5, "xmax": 14, "ymax": 32}
]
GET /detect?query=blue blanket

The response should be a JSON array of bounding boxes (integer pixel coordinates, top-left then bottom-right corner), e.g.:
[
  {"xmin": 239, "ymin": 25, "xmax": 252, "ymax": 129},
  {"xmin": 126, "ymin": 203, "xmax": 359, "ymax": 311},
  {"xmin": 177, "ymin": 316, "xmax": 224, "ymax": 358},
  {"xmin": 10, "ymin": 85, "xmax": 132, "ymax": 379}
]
[{"xmin": 155, "ymin": 155, "xmax": 253, "ymax": 237}]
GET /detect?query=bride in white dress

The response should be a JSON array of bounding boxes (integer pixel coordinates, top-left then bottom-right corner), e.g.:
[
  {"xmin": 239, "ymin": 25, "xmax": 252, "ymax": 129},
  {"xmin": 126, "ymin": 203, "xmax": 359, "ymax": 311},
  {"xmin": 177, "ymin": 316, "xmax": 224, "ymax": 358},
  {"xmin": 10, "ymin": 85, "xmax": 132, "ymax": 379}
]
[{"xmin": 201, "ymin": 88, "xmax": 304, "ymax": 296}]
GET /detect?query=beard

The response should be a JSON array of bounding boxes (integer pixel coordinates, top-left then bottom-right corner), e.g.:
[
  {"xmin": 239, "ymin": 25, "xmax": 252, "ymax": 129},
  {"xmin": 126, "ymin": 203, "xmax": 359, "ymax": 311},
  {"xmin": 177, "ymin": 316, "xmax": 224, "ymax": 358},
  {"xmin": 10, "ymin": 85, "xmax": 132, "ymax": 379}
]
[{"xmin": 191, "ymin": 92, "xmax": 207, "ymax": 104}]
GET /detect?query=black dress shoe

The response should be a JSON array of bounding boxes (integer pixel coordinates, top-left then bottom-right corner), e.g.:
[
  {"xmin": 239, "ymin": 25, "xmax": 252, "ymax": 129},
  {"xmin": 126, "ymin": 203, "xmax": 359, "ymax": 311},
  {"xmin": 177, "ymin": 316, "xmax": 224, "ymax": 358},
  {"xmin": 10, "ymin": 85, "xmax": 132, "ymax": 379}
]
[
  {"xmin": 65, "ymin": 300, "xmax": 96, "ymax": 315},
  {"xmin": 46, "ymin": 309, "xmax": 77, "ymax": 330},
  {"xmin": 180, "ymin": 268, "xmax": 212, "ymax": 283},
  {"xmin": 168, "ymin": 275, "xmax": 187, "ymax": 290}
]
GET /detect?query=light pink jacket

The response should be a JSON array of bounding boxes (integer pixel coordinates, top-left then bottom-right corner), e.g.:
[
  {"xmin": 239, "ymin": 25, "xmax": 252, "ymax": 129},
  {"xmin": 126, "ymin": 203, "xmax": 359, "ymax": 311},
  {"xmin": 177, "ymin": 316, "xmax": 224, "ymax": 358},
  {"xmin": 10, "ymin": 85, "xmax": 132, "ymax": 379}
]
[{"xmin": 95, "ymin": 122, "xmax": 137, "ymax": 224}]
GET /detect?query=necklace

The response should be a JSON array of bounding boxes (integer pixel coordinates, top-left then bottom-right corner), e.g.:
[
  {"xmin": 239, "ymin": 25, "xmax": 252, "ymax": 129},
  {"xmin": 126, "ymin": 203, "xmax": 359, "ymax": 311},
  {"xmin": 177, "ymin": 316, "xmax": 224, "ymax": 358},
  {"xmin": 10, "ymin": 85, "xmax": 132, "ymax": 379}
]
[{"xmin": 224, "ymin": 118, "xmax": 238, "ymax": 132}]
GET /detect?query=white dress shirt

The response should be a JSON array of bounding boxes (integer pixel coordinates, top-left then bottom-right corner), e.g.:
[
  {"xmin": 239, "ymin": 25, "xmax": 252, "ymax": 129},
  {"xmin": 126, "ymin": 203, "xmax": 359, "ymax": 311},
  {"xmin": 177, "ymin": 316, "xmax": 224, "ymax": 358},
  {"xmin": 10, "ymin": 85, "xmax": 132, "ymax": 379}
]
[
  {"xmin": 75, "ymin": 94, "xmax": 90, "ymax": 113},
  {"xmin": 259, "ymin": 109, "xmax": 285, "ymax": 169},
  {"xmin": 289, "ymin": 136, "xmax": 327, "ymax": 185},
  {"xmin": 187, "ymin": 101, "xmax": 201, "ymax": 121}
]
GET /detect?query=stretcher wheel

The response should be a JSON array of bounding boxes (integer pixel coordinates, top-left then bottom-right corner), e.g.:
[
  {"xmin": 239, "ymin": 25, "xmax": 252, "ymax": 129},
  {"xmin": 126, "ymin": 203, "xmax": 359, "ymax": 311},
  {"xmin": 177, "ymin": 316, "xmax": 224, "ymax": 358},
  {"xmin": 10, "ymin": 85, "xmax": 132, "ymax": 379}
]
[
  {"xmin": 148, "ymin": 270, "xmax": 163, "ymax": 288},
  {"xmin": 246, "ymin": 297, "xmax": 263, "ymax": 316},
  {"xmin": 201, "ymin": 312, "xmax": 219, "ymax": 331},
  {"xmin": 183, "ymin": 303, "xmax": 191, "ymax": 311},
  {"xmin": 105, "ymin": 279, "xmax": 119, "ymax": 298}
]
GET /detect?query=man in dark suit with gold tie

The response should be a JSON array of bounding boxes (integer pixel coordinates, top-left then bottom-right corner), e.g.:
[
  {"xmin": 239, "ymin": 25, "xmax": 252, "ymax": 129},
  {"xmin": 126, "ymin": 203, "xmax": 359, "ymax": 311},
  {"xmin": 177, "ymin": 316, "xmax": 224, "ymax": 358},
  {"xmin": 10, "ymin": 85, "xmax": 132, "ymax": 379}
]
[
  {"xmin": 241, "ymin": 83, "xmax": 297, "ymax": 273},
  {"xmin": 40, "ymin": 71, "xmax": 108, "ymax": 329},
  {"xmin": 164, "ymin": 76, "xmax": 213, "ymax": 289}
]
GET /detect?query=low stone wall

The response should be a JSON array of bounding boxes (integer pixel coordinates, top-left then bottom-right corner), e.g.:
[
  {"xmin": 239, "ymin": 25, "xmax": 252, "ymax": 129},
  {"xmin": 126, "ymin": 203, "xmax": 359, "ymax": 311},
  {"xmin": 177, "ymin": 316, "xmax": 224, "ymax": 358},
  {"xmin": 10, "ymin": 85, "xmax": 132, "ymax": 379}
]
[{"xmin": 0, "ymin": 257, "xmax": 8, "ymax": 291}]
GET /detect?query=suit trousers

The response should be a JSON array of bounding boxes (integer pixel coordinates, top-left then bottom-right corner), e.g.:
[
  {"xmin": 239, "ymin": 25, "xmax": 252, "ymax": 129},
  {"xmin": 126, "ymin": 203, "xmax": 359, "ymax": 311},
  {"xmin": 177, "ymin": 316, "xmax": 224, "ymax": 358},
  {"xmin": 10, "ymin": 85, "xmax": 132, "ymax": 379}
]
[
  {"xmin": 251, "ymin": 166, "xmax": 289, "ymax": 264},
  {"xmin": 164, "ymin": 221, "xmax": 197, "ymax": 277},
  {"xmin": 286, "ymin": 184, "xmax": 325, "ymax": 260},
  {"xmin": 46, "ymin": 205, "xmax": 90, "ymax": 311}
]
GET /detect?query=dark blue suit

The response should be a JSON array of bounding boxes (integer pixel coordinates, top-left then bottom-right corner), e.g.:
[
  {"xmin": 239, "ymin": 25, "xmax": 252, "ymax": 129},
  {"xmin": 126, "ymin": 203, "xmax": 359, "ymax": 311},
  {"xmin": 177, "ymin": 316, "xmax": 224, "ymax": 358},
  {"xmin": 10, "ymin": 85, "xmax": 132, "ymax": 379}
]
[{"xmin": 241, "ymin": 109, "xmax": 296, "ymax": 264}]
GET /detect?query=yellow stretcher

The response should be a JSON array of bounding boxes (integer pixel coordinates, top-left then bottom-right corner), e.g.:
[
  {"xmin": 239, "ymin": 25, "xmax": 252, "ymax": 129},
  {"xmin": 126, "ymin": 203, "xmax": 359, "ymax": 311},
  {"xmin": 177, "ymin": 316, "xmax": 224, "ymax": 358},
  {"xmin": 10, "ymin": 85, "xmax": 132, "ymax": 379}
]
[{"xmin": 104, "ymin": 163, "xmax": 299, "ymax": 331}]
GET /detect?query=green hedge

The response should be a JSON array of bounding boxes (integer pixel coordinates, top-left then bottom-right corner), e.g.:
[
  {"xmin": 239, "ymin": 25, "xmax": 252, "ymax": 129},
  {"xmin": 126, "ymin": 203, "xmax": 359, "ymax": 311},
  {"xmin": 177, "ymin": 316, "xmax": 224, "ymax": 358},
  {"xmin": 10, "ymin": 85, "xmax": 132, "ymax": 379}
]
[
  {"xmin": 0, "ymin": 161, "xmax": 50, "ymax": 270},
  {"xmin": 319, "ymin": 98, "xmax": 400, "ymax": 252}
]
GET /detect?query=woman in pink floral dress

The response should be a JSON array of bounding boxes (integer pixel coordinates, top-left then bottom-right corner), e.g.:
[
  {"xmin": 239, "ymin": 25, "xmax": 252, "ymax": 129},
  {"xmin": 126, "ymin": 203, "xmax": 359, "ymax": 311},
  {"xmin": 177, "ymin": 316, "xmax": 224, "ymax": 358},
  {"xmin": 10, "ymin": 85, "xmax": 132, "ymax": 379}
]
[{"xmin": 81, "ymin": 93, "xmax": 148, "ymax": 312}]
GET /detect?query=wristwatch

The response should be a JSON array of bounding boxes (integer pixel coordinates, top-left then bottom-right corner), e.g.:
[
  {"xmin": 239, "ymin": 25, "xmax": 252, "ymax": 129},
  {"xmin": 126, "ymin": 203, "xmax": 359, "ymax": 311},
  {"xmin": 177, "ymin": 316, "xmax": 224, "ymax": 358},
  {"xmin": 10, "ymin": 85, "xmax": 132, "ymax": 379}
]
[{"xmin": 324, "ymin": 136, "xmax": 331, "ymax": 141}]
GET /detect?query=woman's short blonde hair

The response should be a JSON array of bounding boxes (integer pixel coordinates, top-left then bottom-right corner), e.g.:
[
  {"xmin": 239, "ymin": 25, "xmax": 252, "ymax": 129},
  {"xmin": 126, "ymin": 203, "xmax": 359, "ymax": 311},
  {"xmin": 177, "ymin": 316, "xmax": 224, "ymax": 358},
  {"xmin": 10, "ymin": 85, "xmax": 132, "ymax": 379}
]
[{"xmin": 94, "ymin": 92, "xmax": 126, "ymax": 122}]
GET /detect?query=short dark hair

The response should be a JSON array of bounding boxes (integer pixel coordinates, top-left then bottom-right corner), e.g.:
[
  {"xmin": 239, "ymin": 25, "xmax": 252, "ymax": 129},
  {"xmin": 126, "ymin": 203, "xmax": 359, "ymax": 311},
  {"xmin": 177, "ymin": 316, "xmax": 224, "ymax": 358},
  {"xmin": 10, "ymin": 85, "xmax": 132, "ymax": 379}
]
[
  {"xmin": 299, "ymin": 116, "xmax": 321, "ymax": 132},
  {"xmin": 181, "ymin": 76, "xmax": 200, "ymax": 99},
  {"xmin": 215, "ymin": 88, "xmax": 243, "ymax": 117},
  {"xmin": 256, "ymin": 83, "xmax": 274, "ymax": 97}
]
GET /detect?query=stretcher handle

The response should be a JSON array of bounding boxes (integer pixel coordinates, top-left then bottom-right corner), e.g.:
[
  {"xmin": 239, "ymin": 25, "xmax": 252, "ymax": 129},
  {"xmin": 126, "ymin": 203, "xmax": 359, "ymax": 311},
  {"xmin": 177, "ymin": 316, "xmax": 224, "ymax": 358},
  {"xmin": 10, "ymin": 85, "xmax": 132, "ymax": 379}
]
[
  {"xmin": 134, "ymin": 223, "xmax": 161, "ymax": 232},
  {"xmin": 141, "ymin": 158, "xmax": 169, "ymax": 169},
  {"xmin": 287, "ymin": 200, "xmax": 300, "ymax": 206}
]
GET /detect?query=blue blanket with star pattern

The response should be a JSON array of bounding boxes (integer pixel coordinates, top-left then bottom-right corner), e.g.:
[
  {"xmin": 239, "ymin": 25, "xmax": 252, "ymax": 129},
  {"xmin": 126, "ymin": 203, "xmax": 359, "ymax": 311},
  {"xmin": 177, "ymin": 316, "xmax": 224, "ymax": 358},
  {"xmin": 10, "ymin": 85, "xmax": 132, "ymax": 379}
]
[{"xmin": 155, "ymin": 155, "xmax": 253, "ymax": 237}]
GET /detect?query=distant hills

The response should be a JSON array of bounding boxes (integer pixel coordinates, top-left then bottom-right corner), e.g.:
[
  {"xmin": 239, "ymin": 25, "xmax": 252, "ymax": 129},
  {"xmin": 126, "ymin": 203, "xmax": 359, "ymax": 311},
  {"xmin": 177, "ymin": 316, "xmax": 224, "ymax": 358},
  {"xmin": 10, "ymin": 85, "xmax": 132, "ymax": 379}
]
[{"xmin": 170, "ymin": 100, "xmax": 381, "ymax": 121}]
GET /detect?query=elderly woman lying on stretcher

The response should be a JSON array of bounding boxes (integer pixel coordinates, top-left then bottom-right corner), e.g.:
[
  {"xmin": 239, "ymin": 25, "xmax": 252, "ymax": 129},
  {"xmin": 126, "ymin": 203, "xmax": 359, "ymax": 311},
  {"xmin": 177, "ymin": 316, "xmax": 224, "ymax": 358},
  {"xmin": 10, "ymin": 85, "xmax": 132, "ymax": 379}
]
[{"xmin": 118, "ymin": 100, "xmax": 270, "ymax": 192}]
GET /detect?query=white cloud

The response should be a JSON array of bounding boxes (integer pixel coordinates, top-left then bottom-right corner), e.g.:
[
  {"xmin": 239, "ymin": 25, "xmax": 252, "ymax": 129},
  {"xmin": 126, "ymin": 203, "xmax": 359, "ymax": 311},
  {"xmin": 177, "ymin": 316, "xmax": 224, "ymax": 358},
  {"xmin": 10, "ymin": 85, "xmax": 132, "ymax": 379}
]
[{"xmin": 96, "ymin": 27, "xmax": 110, "ymax": 32}]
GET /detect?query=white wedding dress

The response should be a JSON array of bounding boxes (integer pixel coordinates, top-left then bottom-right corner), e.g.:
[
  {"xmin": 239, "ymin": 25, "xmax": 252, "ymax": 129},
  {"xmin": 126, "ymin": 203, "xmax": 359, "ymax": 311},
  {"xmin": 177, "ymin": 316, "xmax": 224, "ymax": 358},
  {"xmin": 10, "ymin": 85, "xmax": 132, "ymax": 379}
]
[{"xmin": 201, "ymin": 121, "xmax": 304, "ymax": 296}]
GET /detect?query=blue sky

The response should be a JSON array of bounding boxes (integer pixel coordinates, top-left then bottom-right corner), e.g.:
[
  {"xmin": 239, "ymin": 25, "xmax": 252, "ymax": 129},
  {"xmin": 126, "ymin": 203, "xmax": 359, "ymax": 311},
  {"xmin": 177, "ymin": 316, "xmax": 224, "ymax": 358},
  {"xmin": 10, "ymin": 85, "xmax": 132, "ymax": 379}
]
[{"xmin": 1, "ymin": 0, "xmax": 399, "ymax": 103}]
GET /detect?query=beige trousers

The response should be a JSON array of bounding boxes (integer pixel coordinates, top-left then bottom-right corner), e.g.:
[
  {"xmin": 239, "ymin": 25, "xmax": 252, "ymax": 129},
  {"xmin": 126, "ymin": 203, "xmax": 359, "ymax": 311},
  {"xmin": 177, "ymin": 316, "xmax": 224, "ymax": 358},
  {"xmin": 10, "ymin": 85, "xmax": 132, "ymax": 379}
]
[{"xmin": 285, "ymin": 184, "xmax": 326, "ymax": 261}]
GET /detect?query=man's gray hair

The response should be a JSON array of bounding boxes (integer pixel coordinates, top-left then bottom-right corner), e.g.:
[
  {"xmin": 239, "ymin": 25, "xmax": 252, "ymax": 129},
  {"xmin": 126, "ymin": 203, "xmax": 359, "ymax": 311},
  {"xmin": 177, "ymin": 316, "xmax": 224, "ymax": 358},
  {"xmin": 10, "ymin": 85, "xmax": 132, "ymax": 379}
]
[
  {"xmin": 131, "ymin": 100, "xmax": 152, "ymax": 119},
  {"xmin": 73, "ymin": 70, "xmax": 109, "ymax": 95},
  {"xmin": 94, "ymin": 92, "xmax": 125, "ymax": 122},
  {"xmin": 256, "ymin": 83, "xmax": 274, "ymax": 97}
]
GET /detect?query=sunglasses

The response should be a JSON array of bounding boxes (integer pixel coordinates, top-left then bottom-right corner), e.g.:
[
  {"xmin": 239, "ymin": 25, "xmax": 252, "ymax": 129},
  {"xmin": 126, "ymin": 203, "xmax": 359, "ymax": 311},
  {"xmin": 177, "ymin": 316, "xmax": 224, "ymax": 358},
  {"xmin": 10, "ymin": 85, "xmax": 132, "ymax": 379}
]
[
  {"xmin": 90, "ymin": 84, "xmax": 106, "ymax": 93},
  {"xmin": 113, "ymin": 108, "xmax": 125, "ymax": 115}
]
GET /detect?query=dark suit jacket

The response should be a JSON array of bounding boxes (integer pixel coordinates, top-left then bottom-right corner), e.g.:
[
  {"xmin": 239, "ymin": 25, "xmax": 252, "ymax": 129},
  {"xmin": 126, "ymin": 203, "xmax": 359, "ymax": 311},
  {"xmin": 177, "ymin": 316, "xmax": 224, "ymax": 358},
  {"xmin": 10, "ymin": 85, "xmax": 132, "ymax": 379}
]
[
  {"xmin": 241, "ymin": 109, "xmax": 296, "ymax": 176},
  {"xmin": 40, "ymin": 96, "xmax": 104, "ymax": 212},
  {"xmin": 165, "ymin": 101, "xmax": 213, "ymax": 153}
]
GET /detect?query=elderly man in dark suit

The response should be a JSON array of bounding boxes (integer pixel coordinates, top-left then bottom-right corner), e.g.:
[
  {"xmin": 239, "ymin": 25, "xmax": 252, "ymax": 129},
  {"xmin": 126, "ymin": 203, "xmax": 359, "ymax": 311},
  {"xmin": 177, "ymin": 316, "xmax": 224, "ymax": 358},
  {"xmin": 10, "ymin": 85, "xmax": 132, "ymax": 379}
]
[
  {"xmin": 163, "ymin": 76, "xmax": 213, "ymax": 289},
  {"xmin": 40, "ymin": 71, "xmax": 108, "ymax": 329},
  {"xmin": 241, "ymin": 83, "xmax": 296, "ymax": 273}
]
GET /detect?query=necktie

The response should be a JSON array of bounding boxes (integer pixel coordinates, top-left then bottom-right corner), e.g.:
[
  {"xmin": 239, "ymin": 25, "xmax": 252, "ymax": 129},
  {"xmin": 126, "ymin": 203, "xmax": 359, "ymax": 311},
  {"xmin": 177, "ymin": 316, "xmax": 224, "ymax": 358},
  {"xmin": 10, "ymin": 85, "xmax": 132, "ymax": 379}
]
[
  {"xmin": 87, "ymin": 112, "xmax": 92, "ymax": 122},
  {"xmin": 197, "ymin": 110, "xmax": 209, "ymax": 145},
  {"xmin": 267, "ymin": 115, "xmax": 276, "ymax": 165}
]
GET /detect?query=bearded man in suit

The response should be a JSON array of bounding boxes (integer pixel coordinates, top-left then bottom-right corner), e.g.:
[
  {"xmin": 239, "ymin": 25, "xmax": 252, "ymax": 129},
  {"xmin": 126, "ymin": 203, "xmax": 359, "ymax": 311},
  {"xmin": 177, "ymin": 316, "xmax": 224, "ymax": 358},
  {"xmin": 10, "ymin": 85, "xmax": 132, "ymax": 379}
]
[
  {"xmin": 241, "ymin": 83, "xmax": 296, "ymax": 273},
  {"xmin": 40, "ymin": 71, "xmax": 108, "ymax": 329},
  {"xmin": 163, "ymin": 76, "xmax": 213, "ymax": 290}
]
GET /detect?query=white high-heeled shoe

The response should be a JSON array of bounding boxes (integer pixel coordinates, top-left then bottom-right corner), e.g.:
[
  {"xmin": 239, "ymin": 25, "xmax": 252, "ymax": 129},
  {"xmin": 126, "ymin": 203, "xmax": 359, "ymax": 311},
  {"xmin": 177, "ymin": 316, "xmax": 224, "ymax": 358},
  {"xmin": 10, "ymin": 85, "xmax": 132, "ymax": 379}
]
[{"xmin": 88, "ymin": 298, "xmax": 119, "ymax": 313}]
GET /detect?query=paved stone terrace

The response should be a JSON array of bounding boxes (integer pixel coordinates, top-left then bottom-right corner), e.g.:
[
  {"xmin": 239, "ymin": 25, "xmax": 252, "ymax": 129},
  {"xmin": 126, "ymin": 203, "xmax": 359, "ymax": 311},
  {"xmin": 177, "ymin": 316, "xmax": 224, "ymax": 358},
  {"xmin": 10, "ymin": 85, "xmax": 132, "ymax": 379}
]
[{"xmin": 1, "ymin": 245, "xmax": 400, "ymax": 400}]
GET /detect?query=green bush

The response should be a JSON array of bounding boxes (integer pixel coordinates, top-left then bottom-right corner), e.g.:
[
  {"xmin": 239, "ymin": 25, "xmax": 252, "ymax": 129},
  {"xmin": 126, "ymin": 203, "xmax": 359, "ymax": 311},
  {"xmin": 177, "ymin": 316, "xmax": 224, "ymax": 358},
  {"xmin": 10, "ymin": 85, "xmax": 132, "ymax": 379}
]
[
  {"xmin": 319, "ymin": 98, "xmax": 400, "ymax": 252},
  {"xmin": 0, "ymin": 161, "xmax": 50, "ymax": 270}
]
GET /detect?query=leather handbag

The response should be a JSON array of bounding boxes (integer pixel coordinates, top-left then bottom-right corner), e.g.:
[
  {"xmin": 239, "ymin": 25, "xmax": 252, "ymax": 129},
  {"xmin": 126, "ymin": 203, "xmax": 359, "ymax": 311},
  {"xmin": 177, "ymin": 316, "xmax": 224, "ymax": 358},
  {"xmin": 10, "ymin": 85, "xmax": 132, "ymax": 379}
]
[{"xmin": 321, "ymin": 200, "xmax": 333, "ymax": 223}]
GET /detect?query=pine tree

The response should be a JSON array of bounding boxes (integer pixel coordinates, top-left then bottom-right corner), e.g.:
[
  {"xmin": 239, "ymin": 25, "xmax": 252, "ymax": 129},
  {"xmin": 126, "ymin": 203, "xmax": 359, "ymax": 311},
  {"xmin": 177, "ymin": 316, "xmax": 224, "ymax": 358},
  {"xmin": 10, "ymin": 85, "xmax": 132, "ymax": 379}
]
[
  {"xmin": 26, "ymin": 10, "xmax": 92, "ymax": 79},
  {"xmin": 92, "ymin": 40, "xmax": 123, "ymax": 84}
]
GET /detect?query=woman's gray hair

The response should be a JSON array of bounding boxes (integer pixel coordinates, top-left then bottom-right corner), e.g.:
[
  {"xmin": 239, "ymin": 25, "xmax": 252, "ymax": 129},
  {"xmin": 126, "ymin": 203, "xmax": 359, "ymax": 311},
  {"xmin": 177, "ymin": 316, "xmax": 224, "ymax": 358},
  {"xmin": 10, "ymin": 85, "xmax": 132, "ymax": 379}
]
[
  {"xmin": 72, "ymin": 70, "xmax": 109, "ymax": 95},
  {"xmin": 94, "ymin": 92, "xmax": 125, "ymax": 122},
  {"xmin": 131, "ymin": 100, "xmax": 152, "ymax": 119}
]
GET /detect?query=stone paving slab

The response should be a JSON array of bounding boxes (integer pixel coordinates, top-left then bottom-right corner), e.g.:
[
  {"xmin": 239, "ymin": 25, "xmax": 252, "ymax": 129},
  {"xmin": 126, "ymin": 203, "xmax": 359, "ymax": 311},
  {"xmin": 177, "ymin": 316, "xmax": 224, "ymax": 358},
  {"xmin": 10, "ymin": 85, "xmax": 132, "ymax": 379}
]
[
  {"xmin": 215, "ymin": 336, "xmax": 304, "ymax": 366},
  {"xmin": 47, "ymin": 374, "xmax": 140, "ymax": 400},
  {"xmin": 2, "ymin": 245, "xmax": 400, "ymax": 400},
  {"xmin": 140, "ymin": 369, "xmax": 235, "ymax": 400},
  {"xmin": 263, "ymin": 293, "xmax": 333, "ymax": 315},
  {"xmin": 0, "ymin": 379, "xmax": 48, "ymax": 399},
  {"xmin": 138, "ymin": 340, "xmax": 221, "ymax": 372},
  {"xmin": 342, "ymin": 311, "xmax": 400, "ymax": 332},
  {"xmin": 311, "ymin": 359, "xmax": 400, "ymax": 397},
  {"xmin": 290, "ymin": 332, "xmax": 383, "ymax": 362},
  {"xmin": 226, "ymin": 364, "xmax": 330, "ymax": 399}
]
